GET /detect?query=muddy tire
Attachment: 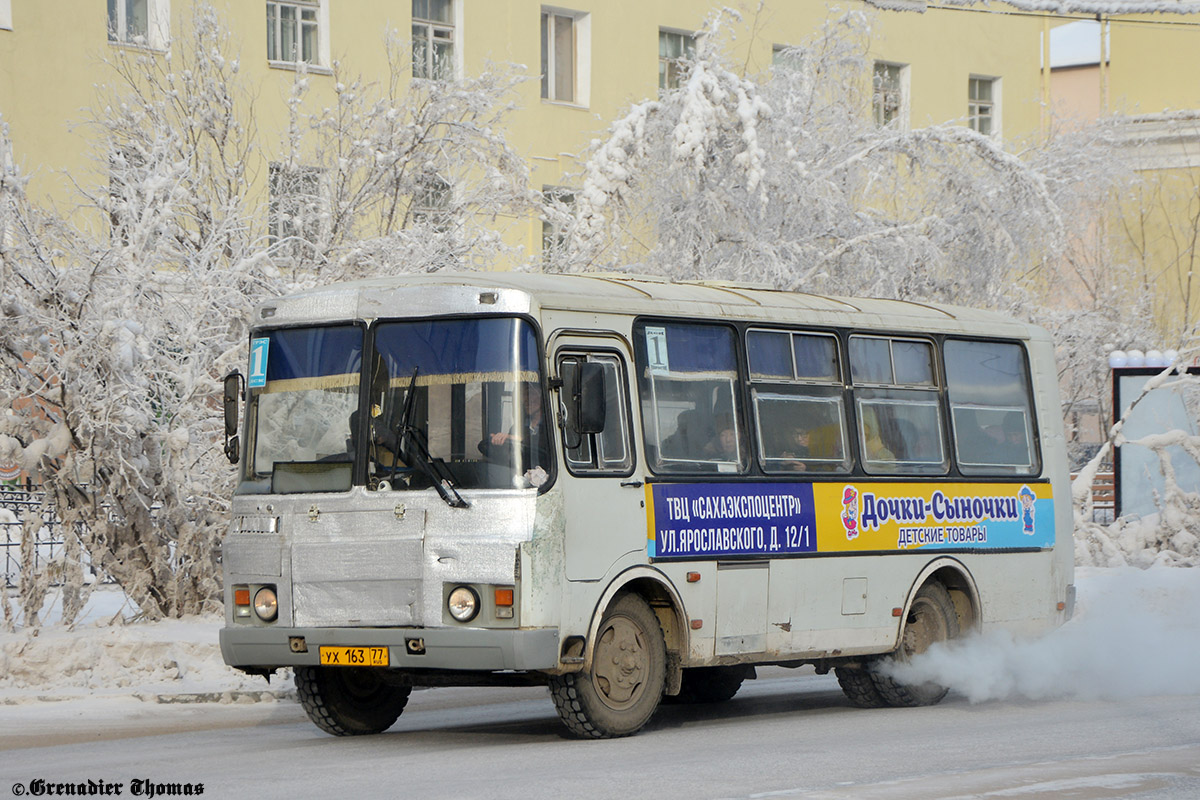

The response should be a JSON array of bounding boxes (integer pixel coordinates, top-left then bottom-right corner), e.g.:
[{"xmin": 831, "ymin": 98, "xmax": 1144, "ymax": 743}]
[
  {"xmin": 835, "ymin": 665, "xmax": 887, "ymax": 708},
  {"xmin": 295, "ymin": 666, "xmax": 412, "ymax": 736},
  {"xmin": 549, "ymin": 593, "xmax": 666, "ymax": 738},
  {"xmin": 666, "ymin": 666, "xmax": 751, "ymax": 704},
  {"xmin": 871, "ymin": 582, "xmax": 959, "ymax": 707}
]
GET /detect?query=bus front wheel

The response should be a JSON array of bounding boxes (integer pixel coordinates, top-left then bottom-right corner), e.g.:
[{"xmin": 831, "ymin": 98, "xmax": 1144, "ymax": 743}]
[
  {"xmin": 295, "ymin": 666, "xmax": 412, "ymax": 736},
  {"xmin": 549, "ymin": 593, "xmax": 666, "ymax": 738},
  {"xmin": 871, "ymin": 581, "xmax": 959, "ymax": 707}
]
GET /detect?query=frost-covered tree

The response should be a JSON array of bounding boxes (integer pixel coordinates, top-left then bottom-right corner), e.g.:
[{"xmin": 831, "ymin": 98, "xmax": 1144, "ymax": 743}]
[
  {"xmin": 0, "ymin": 8, "xmax": 269, "ymax": 624},
  {"xmin": 549, "ymin": 10, "xmax": 1075, "ymax": 311},
  {"xmin": 0, "ymin": 4, "xmax": 532, "ymax": 626},
  {"xmin": 269, "ymin": 39, "xmax": 534, "ymax": 281}
]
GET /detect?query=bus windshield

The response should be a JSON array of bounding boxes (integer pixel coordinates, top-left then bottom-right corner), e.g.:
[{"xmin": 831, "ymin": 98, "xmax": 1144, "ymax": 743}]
[
  {"xmin": 242, "ymin": 325, "xmax": 364, "ymax": 493},
  {"xmin": 369, "ymin": 317, "xmax": 548, "ymax": 493},
  {"xmin": 241, "ymin": 317, "xmax": 548, "ymax": 494}
]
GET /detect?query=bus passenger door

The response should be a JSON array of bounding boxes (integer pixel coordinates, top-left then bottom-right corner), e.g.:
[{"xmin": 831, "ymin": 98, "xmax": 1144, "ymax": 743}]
[{"xmin": 554, "ymin": 346, "xmax": 645, "ymax": 581}]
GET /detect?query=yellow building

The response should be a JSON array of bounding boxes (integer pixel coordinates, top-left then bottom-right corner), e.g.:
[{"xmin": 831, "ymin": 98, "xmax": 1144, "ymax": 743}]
[
  {"xmin": 1049, "ymin": 12, "xmax": 1200, "ymax": 342},
  {"xmin": 0, "ymin": 0, "xmax": 1196, "ymax": 294},
  {"xmin": 0, "ymin": 2, "xmax": 1043, "ymax": 245}
]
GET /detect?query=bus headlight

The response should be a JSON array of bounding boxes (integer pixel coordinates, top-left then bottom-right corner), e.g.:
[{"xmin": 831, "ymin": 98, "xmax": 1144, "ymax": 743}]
[
  {"xmin": 447, "ymin": 586, "xmax": 479, "ymax": 622},
  {"xmin": 253, "ymin": 587, "xmax": 278, "ymax": 622}
]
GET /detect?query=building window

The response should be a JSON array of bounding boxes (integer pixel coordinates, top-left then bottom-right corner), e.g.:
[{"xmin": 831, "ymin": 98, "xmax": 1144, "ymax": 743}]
[
  {"xmin": 267, "ymin": 1, "xmax": 319, "ymax": 64},
  {"xmin": 108, "ymin": 0, "xmax": 147, "ymax": 43},
  {"xmin": 411, "ymin": 173, "xmax": 451, "ymax": 230},
  {"xmin": 412, "ymin": 0, "xmax": 455, "ymax": 80},
  {"xmin": 658, "ymin": 29, "xmax": 694, "ymax": 93},
  {"xmin": 541, "ymin": 8, "xmax": 589, "ymax": 105},
  {"xmin": 772, "ymin": 44, "xmax": 802, "ymax": 72},
  {"xmin": 872, "ymin": 61, "xmax": 906, "ymax": 127},
  {"xmin": 268, "ymin": 163, "xmax": 322, "ymax": 258},
  {"xmin": 108, "ymin": 0, "xmax": 167, "ymax": 48},
  {"xmin": 541, "ymin": 11, "xmax": 574, "ymax": 102},
  {"xmin": 969, "ymin": 76, "xmax": 998, "ymax": 136}
]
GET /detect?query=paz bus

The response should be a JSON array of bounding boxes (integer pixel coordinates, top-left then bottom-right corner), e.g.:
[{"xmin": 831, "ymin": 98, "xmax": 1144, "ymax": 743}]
[{"xmin": 218, "ymin": 272, "xmax": 1074, "ymax": 738}]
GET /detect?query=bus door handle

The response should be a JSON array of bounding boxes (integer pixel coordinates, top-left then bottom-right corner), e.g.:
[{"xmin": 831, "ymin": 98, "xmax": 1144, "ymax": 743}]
[{"xmin": 620, "ymin": 480, "xmax": 644, "ymax": 488}]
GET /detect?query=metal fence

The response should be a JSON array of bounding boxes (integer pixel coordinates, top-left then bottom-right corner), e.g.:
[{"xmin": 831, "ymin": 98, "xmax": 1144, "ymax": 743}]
[{"xmin": 0, "ymin": 483, "xmax": 102, "ymax": 589}]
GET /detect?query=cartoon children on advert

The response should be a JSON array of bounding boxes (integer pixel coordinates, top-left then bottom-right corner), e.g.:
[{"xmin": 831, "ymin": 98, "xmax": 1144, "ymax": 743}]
[
  {"xmin": 841, "ymin": 485, "xmax": 859, "ymax": 540},
  {"xmin": 1018, "ymin": 485, "xmax": 1036, "ymax": 534}
]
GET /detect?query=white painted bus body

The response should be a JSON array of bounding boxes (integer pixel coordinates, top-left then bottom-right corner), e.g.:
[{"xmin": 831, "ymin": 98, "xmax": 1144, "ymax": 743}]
[{"xmin": 220, "ymin": 273, "xmax": 1073, "ymax": 726}]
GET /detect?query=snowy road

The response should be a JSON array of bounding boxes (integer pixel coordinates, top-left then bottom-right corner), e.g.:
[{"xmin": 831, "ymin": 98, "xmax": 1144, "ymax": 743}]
[{"xmin": 3, "ymin": 667, "xmax": 1199, "ymax": 799}]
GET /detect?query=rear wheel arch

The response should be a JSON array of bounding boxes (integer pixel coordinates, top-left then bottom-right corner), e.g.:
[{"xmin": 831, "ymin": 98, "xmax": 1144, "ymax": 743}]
[{"xmin": 900, "ymin": 558, "xmax": 980, "ymax": 641}]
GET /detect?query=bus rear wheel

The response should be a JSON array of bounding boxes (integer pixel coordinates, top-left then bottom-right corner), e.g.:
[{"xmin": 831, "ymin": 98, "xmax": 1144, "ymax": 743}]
[
  {"xmin": 549, "ymin": 593, "xmax": 666, "ymax": 739},
  {"xmin": 835, "ymin": 665, "xmax": 887, "ymax": 708},
  {"xmin": 871, "ymin": 581, "xmax": 959, "ymax": 707},
  {"xmin": 295, "ymin": 666, "xmax": 412, "ymax": 736}
]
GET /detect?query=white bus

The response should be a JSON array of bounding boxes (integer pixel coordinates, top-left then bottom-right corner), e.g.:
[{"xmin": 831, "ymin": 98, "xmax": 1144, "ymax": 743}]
[{"xmin": 219, "ymin": 272, "xmax": 1074, "ymax": 738}]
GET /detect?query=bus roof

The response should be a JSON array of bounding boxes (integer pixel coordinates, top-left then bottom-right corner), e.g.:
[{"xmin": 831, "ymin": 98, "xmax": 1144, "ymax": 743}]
[{"xmin": 258, "ymin": 271, "xmax": 1041, "ymax": 340}]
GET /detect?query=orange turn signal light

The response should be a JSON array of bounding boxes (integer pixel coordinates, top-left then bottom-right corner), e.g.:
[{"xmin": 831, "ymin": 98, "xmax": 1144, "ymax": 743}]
[
  {"xmin": 494, "ymin": 588, "xmax": 514, "ymax": 607},
  {"xmin": 234, "ymin": 588, "xmax": 251, "ymax": 606},
  {"xmin": 686, "ymin": 572, "xmax": 701, "ymax": 583},
  {"xmin": 690, "ymin": 619, "xmax": 703, "ymax": 630}
]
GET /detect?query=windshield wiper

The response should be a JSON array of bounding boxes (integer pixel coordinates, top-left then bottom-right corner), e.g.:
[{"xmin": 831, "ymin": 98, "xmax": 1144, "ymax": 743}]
[{"xmin": 390, "ymin": 367, "xmax": 469, "ymax": 509}]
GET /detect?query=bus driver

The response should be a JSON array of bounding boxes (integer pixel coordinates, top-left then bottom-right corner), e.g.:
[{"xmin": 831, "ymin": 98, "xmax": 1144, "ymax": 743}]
[{"xmin": 478, "ymin": 382, "xmax": 551, "ymax": 484}]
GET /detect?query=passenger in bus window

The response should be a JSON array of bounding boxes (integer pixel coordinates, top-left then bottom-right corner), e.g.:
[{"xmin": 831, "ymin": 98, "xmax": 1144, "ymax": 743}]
[
  {"xmin": 999, "ymin": 412, "xmax": 1028, "ymax": 465},
  {"xmin": 891, "ymin": 418, "xmax": 919, "ymax": 461},
  {"xmin": 955, "ymin": 409, "xmax": 991, "ymax": 456},
  {"xmin": 478, "ymin": 382, "xmax": 551, "ymax": 474},
  {"xmin": 780, "ymin": 427, "xmax": 812, "ymax": 471},
  {"xmin": 704, "ymin": 416, "xmax": 738, "ymax": 461},
  {"xmin": 663, "ymin": 409, "xmax": 710, "ymax": 461},
  {"xmin": 861, "ymin": 408, "xmax": 895, "ymax": 462}
]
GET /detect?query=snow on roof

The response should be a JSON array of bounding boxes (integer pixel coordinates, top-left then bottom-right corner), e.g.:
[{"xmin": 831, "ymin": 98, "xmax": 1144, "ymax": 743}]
[{"xmin": 865, "ymin": 0, "xmax": 1200, "ymax": 14}]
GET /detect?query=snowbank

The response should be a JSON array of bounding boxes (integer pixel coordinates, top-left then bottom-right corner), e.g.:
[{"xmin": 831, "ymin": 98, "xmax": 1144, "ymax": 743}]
[
  {"xmin": 0, "ymin": 587, "xmax": 289, "ymax": 704},
  {"xmin": 1076, "ymin": 513, "xmax": 1200, "ymax": 567}
]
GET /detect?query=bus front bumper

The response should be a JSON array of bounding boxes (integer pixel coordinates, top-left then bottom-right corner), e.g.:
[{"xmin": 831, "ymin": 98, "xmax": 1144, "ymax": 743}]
[{"xmin": 220, "ymin": 625, "xmax": 560, "ymax": 672}]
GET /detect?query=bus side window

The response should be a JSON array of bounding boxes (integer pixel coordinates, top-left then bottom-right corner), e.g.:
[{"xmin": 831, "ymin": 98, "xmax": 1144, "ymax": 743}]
[
  {"xmin": 747, "ymin": 330, "xmax": 849, "ymax": 474},
  {"xmin": 849, "ymin": 335, "xmax": 948, "ymax": 476},
  {"xmin": 945, "ymin": 339, "xmax": 1039, "ymax": 476},
  {"xmin": 636, "ymin": 322, "xmax": 745, "ymax": 474},
  {"xmin": 558, "ymin": 352, "xmax": 634, "ymax": 475}
]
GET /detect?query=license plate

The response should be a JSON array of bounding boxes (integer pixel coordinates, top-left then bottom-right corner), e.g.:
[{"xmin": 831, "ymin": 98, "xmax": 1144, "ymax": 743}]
[{"xmin": 318, "ymin": 646, "xmax": 389, "ymax": 667}]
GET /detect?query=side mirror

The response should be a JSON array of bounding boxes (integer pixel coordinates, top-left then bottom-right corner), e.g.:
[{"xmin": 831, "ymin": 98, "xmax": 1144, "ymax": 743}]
[
  {"xmin": 577, "ymin": 362, "xmax": 607, "ymax": 435},
  {"xmin": 223, "ymin": 371, "xmax": 243, "ymax": 465}
]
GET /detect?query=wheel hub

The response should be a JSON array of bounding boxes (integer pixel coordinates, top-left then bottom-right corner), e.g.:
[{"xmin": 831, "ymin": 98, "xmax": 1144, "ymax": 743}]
[
  {"xmin": 902, "ymin": 597, "xmax": 947, "ymax": 657},
  {"xmin": 592, "ymin": 615, "xmax": 648, "ymax": 707}
]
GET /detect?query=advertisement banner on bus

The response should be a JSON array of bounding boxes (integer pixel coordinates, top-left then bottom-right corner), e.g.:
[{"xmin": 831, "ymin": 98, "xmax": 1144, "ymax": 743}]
[{"xmin": 645, "ymin": 481, "xmax": 1054, "ymax": 559}]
